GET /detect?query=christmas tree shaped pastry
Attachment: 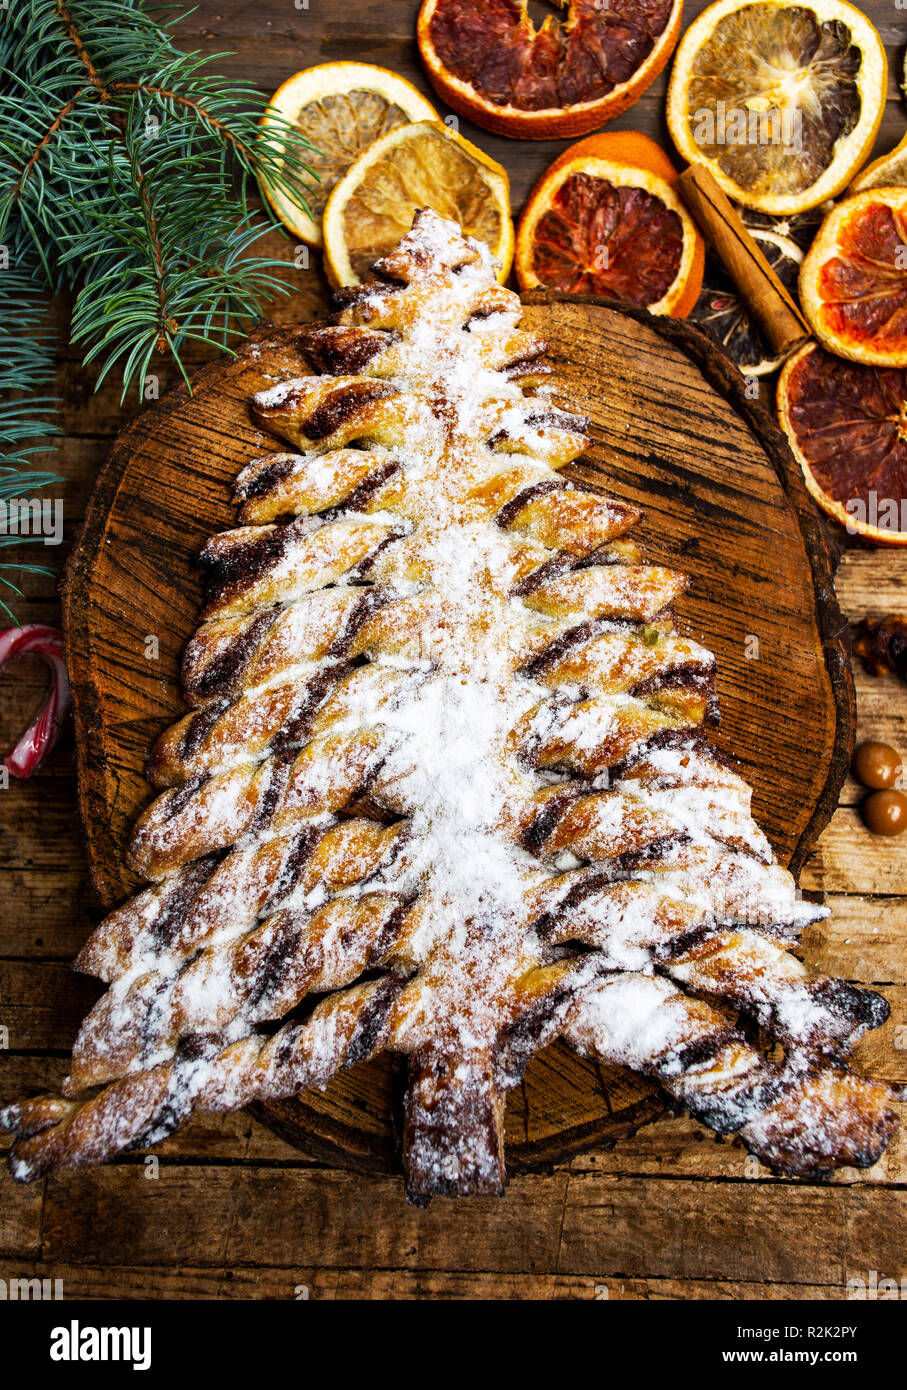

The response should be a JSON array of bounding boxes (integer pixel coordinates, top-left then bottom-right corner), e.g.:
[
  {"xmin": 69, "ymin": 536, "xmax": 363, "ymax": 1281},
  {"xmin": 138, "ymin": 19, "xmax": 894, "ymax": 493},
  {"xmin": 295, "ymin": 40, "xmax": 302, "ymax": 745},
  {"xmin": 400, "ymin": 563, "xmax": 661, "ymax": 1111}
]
[{"xmin": 3, "ymin": 211, "xmax": 897, "ymax": 1202}]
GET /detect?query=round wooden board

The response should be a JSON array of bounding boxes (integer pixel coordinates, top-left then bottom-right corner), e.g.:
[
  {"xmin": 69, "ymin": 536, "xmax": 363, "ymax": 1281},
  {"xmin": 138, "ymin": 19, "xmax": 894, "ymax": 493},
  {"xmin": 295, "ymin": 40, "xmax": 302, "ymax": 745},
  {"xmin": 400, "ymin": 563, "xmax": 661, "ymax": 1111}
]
[{"xmin": 63, "ymin": 294, "xmax": 854, "ymax": 1175}]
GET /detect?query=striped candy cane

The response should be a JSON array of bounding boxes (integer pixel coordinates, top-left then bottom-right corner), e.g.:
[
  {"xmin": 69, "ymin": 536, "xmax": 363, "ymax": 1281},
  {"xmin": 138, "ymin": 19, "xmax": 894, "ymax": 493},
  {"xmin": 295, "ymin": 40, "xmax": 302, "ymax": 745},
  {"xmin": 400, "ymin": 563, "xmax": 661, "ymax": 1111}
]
[{"xmin": 0, "ymin": 626, "xmax": 71, "ymax": 778}]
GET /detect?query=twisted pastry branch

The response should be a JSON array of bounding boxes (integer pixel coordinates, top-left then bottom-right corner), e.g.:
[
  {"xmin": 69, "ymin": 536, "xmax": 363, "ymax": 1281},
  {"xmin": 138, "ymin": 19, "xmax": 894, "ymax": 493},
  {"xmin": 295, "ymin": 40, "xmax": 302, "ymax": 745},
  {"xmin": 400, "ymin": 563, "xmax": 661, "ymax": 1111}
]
[
  {"xmin": 565, "ymin": 974, "xmax": 896, "ymax": 1176},
  {"xmin": 2, "ymin": 977, "xmax": 401, "ymax": 1181}
]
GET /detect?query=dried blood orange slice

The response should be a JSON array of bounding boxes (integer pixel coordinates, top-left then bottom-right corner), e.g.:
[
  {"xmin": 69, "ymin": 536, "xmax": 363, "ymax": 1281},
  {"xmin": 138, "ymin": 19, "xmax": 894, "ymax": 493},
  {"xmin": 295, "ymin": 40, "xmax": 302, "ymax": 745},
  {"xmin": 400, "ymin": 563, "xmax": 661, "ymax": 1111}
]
[
  {"xmin": 667, "ymin": 0, "xmax": 887, "ymax": 214},
  {"xmin": 515, "ymin": 132, "xmax": 704, "ymax": 317},
  {"xmin": 417, "ymin": 0, "xmax": 684, "ymax": 138},
  {"xmin": 799, "ymin": 190, "xmax": 907, "ymax": 366},
  {"xmin": 777, "ymin": 341, "xmax": 907, "ymax": 545}
]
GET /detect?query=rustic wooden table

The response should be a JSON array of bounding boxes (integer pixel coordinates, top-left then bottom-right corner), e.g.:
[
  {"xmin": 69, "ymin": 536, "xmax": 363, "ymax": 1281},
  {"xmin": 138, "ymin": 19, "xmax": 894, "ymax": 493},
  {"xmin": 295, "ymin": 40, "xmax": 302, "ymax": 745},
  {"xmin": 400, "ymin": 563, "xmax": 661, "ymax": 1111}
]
[{"xmin": 2, "ymin": 0, "xmax": 906, "ymax": 1301}]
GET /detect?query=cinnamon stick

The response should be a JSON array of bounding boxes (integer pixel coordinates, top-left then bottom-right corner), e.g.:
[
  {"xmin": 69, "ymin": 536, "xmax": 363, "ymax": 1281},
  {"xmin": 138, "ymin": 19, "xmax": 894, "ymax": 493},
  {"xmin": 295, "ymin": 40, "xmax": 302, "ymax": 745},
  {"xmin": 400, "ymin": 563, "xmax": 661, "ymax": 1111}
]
[{"xmin": 677, "ymin": 163, "xmax": 810, "ymax": 359}]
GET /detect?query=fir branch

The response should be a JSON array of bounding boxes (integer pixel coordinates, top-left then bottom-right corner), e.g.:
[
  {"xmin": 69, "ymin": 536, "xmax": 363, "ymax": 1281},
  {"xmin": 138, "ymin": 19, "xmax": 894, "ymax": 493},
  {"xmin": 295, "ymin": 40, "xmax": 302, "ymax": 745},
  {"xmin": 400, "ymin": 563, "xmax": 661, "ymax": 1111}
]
[
  {"xmin": 1, "ymin": 0, "xmax": 318, "ymax": 394},
  {"xmin": 56, "ymin": 0, "xmax": 115, "ymax": 99},
  {"xmin": 0, "ymin": 0, "xmax": 319, "ymax": 604},
  {"xmin": 0, "ymin": 247, "xmax": 63, "ymax": 618},
  {"xmin": 0, "ymin": 256, "xmax": 62, "ymax": 464}
]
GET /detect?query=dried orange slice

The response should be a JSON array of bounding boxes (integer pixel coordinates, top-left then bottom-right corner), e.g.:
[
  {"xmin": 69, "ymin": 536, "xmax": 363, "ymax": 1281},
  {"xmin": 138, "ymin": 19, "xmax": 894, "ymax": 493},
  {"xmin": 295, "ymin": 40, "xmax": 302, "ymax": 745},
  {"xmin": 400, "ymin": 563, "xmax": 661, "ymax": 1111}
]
[
  {"xmin": 777, "ymin": 341, "xmax": 907, "ymax": 545},
  {"xmin": 851, "ymin": 132, "xmax": 907, "ymax": 194},
  {"xmin": 799, "ymin": 189, "xmax": 907, "ymax": 367},
  {"xmin": 322, "ymin": 121, "xmax": 513, "ymax": 286},
  {"xmin": 260, "ymin": 63, "xmax": 439, "ymax": 246},
  {"xmin": 515, "ymin": 132, "xmax": 704, "ymax": 317},
  {"xmin": 667, "ymin": 0, "xmax": 887, "ymax": 214},
  {"xmin": 417, "ymin": 0, "xmax": 684, "ymax": 139}
]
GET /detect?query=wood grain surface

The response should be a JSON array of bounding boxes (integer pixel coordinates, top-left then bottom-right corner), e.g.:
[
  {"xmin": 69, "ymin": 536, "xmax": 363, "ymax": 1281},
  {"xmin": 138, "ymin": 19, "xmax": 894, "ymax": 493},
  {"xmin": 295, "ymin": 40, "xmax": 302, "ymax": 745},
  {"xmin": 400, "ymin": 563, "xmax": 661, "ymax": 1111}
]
[
  {"xmin": 1, "ymin": 0, "xmax": 906, "ymax": 1301},
  {"xmin": 62, "ymin": 295, "xmax": 852, "ymax": 1172}
]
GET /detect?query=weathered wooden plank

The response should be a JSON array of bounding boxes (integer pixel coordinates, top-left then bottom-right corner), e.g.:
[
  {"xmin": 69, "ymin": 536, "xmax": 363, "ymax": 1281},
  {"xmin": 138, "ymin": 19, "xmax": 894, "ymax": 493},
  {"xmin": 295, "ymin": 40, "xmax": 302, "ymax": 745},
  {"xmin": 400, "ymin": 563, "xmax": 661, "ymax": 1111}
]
[
  {"xmin": 0, "ymin": 960, "xmax": 102, "ymax": 1050},
  {"xmin": 41, "ymin": 1167, "xmax": 569, "ymax": 1271},
  {"xmin": 40, "ymin": 1166, "xmax": 907, "ymax": 1284},
  {"xmin": 0, "ymin": 1260, "xmax": 870, "ymax": 1301},
  {"xmin": 0, "ymin": 1167, "xmax": 43, "ymax": 1260},
  {"xmin": 850, "ymin": 985, "xmax": 907, "ymax": 1082},
  {"xmin": 41, "ymin": 435, "xmax": 120, "ymax": 529},
  {"xmin": 846, "ymin": 676, "xmax": 907, "ymax": 757},
  {"xmin": 558, "ymin": 1176, "xmax": 907, "ymax": 1286},
  {"xmin": 801, "ymin": 896, "xmax": 907, "ymax": 984},
  {"xmin": 0, "ymin": 871, "xmax": 94, "ymax": 958},
  {"xmin": 0, "ymin": 1055, "xmax": 71, "ymax": 1115},
  {"xmin": 836, "ymin": 552, "xmax": 907, "ymax": 614},
  {"xmin": 0, "ymin": 778, "xmax": 92, "ymax": 871},
  {"xmin": 804, "ymin": 808, "xmax": 907, "ymax": 895},
  {"xmin": 0, "ymin": 562, "xmax": 63, "ymax": 614}
]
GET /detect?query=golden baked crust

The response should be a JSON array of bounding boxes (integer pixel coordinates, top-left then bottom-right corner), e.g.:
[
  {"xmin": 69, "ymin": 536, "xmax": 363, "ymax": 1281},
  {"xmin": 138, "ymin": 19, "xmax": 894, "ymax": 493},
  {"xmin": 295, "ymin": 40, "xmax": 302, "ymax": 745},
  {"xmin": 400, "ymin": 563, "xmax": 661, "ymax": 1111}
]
[{"xmin": 2, "ymin": 211, "xmax": 896, "ymax": 1200}]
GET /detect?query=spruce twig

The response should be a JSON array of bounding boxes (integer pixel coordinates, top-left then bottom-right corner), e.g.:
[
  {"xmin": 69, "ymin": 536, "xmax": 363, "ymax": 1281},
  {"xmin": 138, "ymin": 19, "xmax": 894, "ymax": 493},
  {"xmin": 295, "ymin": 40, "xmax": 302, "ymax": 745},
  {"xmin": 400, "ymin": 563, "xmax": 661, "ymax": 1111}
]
[
  {"xmin": 2, "ymin": 0, "xmax": 317, "ymax": 390},
  {"xmin": 0, "ymin": 0, "xmax": 318, "ymax": 608},
  {"xmin": 0, "ymin": 249, "xmax": 62, "ymax": 621}
]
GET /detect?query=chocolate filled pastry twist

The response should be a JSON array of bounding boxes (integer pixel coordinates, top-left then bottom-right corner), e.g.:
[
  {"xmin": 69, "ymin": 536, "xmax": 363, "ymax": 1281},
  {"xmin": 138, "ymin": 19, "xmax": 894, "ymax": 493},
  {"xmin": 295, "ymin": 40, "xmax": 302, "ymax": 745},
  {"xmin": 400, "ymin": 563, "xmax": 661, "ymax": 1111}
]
[{"xmin": 3, "ymin": 211, "xmax": 897, "ymax": 1202}]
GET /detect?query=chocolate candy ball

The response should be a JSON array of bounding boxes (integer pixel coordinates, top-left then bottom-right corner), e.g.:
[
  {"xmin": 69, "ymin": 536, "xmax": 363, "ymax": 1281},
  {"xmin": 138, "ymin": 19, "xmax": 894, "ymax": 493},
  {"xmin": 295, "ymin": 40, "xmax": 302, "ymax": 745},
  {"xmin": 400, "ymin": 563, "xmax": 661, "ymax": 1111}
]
[
  {"xmin": 853, "ymin": 740, "xmax": 902, "ymax": 790},
  {"xmin": 863, "ymin": 789, "xmax": 907, "ymax": 837}
]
